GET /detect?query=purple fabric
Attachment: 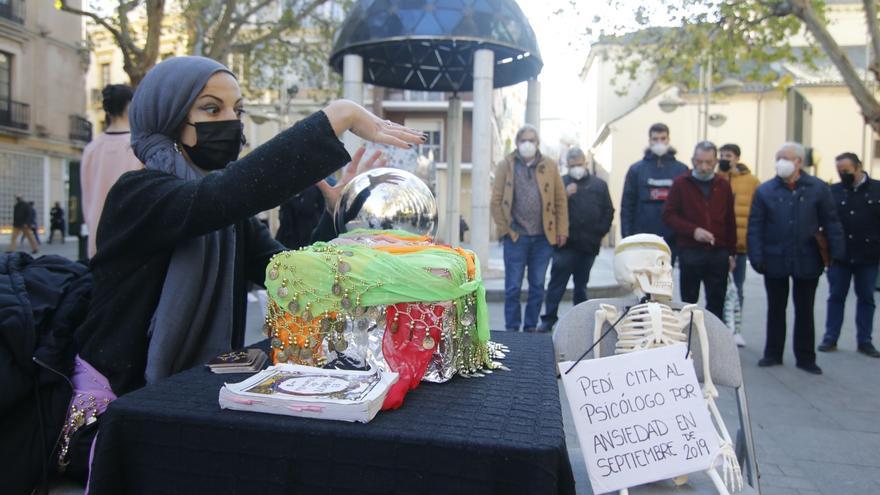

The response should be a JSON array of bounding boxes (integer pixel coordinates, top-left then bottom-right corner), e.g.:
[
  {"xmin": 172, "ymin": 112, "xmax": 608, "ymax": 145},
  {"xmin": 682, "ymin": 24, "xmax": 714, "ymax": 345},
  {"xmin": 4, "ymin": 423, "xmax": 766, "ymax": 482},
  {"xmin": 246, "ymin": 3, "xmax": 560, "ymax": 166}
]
[{"xmin": 66, "ymin": 355, "xmax": 116, "ymax": 494}]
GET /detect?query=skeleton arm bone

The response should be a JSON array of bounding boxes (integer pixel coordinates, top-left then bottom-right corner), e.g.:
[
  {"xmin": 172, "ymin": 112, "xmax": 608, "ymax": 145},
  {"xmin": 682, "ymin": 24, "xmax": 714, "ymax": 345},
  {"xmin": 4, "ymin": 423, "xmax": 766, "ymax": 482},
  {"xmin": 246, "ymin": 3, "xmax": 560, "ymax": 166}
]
[
  {"xmin": 679, "ymin": 306, "xmax": 743, "ymax": 492},
  {"xmin": 593, "ymin": 304, "xmax": 619, "ymax": 359},
  {"xmin": 679, "ymin": 305, "xmax": 719, "ymax": 399}
]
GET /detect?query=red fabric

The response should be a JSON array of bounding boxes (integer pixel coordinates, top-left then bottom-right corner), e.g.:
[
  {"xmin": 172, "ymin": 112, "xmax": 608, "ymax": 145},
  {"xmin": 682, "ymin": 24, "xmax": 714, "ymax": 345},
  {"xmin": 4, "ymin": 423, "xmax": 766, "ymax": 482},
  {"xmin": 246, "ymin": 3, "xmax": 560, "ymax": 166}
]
[
  {"xmin": 380, "ymin": 302, "xmax": 446, "ymax": 410},
  {"xmin": 662, "ymin": 175, "xmax": 737, "ymax": 255}
]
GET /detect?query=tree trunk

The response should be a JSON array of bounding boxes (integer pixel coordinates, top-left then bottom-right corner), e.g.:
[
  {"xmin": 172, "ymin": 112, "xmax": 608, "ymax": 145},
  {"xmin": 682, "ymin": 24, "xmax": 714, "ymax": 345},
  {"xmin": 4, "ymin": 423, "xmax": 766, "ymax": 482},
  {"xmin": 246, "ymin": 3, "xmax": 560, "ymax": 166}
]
[{"xmin": 792, "ymin": 0, "xmax": 880, "ymax": 133}]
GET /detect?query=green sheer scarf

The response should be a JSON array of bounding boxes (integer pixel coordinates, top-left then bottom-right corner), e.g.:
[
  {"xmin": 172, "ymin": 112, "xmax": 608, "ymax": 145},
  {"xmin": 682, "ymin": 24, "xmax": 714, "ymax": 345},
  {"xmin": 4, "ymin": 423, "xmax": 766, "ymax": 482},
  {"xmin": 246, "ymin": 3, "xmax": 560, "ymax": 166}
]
[{"xmin": 265, "ymin": 237, "xmax": 488, "ymax": 344}]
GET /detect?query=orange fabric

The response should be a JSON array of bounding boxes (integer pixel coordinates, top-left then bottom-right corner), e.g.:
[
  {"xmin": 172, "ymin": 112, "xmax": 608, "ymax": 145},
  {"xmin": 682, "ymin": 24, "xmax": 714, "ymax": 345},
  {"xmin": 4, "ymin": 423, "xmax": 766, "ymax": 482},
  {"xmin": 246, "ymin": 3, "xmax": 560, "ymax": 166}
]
[
  {"xmin": 268, "ymin": 301, "xmax": 338, "ymax": 366},
  {"xmin": 371, "ymin": 244, "xmax": 476, "ymax": 280}
]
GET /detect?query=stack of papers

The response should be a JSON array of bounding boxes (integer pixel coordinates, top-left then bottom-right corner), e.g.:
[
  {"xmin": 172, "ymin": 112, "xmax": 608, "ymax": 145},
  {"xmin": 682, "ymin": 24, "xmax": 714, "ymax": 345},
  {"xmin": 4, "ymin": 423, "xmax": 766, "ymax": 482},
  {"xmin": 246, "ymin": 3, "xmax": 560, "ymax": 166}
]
[{"xmin": 219, "ymin": 364, "xmax": 398, "ymax": 423}]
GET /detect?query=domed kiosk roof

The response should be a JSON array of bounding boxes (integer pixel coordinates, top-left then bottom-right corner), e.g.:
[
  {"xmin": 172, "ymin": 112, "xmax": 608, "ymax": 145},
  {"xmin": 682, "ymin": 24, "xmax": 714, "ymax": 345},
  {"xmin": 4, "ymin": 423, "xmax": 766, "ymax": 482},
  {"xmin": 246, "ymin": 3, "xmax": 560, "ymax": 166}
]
[{"xmin": 329, "ymin": 0, "xmax": 542, "ymax": 92}]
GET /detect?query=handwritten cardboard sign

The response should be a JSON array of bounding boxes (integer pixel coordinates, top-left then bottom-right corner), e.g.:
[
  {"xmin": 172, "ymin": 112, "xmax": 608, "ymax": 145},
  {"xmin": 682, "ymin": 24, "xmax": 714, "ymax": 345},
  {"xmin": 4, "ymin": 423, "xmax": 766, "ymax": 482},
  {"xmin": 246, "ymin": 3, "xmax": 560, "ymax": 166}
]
[{"xmin": 560, "ymin": 343, "xmax": 719, "ymax": 494}]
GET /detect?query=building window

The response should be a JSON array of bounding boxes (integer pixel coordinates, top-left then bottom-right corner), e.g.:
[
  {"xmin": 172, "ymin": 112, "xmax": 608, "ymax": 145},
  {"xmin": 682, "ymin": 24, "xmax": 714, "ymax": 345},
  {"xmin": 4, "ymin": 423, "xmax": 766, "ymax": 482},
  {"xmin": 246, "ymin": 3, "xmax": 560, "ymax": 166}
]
[
  {"xmin": 0, "ymin": 51, "xmax": 10, "ymax": 104},
  {"xmin": 100, "ymin": 63, "xmax": 110, "ymax": 87},
  {"xmin": 0, "ymin": 151, "xmax": 44, "ymax": 229},
  {"xmin": 405, "ymin": 118, "xmax": 442, "ymax": 162}
]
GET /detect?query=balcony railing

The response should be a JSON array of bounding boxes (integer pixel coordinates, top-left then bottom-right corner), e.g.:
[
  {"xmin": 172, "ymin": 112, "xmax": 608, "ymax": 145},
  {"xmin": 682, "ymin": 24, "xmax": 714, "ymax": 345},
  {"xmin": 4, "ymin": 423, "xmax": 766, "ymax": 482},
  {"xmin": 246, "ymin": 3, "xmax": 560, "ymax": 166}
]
[
  {"xmin": 0, "ymin": 99, "xmax": 29, "ymax": 130},
  {"xmin": 0, "ymin": 0, "xmax": 25, "ymax": 24},
  {"xmin": 69, "ymin": 115, "xmax": 93, "ymax": 143}
]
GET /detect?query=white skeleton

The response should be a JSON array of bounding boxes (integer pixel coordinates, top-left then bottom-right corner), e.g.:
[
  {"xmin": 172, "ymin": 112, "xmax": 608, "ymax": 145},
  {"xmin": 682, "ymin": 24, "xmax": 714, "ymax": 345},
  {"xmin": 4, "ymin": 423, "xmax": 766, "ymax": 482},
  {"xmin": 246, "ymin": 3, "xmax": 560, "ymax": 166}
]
[{"xmin": 594, "ymin": 234, "xmax": 742, "ymax": 495}]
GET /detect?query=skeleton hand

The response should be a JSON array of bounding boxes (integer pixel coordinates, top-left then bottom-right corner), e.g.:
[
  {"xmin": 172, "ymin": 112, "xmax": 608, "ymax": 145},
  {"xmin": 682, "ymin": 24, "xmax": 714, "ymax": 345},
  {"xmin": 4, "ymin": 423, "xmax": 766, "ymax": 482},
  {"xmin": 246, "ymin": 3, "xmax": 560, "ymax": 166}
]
[{"xmin": 716, "ymin": 441, "xmax": 743, "ymax": 492}]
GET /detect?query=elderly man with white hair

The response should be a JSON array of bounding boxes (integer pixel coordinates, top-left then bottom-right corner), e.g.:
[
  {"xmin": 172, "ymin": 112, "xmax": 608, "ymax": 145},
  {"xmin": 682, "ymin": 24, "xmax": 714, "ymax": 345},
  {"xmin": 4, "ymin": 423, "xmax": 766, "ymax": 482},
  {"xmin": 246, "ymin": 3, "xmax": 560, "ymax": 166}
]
[{"xmin": 747, "ymin": 141, "xmax": 845, "ymax": 375}]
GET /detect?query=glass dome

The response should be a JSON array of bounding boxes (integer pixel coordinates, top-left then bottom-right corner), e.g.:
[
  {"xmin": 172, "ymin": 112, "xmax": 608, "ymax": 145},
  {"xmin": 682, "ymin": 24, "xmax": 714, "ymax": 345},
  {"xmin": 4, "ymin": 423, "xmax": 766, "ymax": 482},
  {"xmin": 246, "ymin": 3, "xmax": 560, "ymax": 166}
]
[{"xmin": 329, "ymin": 0, "xmax": 542, "ymax": 92}]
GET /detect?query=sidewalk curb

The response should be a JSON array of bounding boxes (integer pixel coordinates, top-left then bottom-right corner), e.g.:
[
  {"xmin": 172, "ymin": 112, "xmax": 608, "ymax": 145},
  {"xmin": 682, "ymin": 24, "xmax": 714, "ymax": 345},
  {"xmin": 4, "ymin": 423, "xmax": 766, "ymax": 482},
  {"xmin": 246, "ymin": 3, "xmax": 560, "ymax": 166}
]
[{"xmin": 485, "ymin": 283, "xmax": 628, "ymax": 302}]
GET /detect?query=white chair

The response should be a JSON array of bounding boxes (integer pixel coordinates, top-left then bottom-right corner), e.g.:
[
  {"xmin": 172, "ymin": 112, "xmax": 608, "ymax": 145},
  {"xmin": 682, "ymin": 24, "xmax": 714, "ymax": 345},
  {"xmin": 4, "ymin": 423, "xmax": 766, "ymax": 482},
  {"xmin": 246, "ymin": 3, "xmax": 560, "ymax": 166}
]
[{"xmin": 554, "ymin": 296, "xmax": 761, "ymax": 494}]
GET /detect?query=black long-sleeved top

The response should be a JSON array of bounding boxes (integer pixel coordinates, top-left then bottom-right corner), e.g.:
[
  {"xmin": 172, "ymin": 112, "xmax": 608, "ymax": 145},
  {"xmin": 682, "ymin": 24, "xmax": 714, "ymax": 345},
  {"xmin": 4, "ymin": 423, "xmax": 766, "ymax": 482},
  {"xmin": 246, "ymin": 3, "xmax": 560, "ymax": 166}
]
[
  {"xmin": 562, "ymin": 173, "xmax": 614, "ymax": 254},
  {"xmin": 75, "ymin": 111, "xmax": 350, "ymax": 395},
  {"xmin": 831, "ymin": 175, "xmax": 880, "ymax": 264}
]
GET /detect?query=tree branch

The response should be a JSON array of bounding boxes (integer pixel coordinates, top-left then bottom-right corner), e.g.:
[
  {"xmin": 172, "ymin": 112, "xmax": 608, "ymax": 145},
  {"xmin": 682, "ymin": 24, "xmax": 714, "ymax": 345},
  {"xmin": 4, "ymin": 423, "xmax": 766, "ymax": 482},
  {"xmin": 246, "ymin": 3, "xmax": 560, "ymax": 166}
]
[
  {"xmin": 116, "ymin": 0, "xmax": 141, "ymax": 57},
  {"xmin": 230, "ymin": 0, "xmax": 326, "ymax": 53},
  {"xmin": 864, "ymin": 0, "xmax": 880, "ymax": 81},
  {"xmin": 792, "ymin": 0, "xmax": 880, "ymax": 130},
  {"xmin": 205, "ymin": 0, "xmax": 238, "ymax": 60},
  {"xmin": 141, "ymin": 0, "xmax": 166, "ymax": 69},
  {"xmin": 58, "ymin": 0, "xmax": 137, "ymax": 79}
]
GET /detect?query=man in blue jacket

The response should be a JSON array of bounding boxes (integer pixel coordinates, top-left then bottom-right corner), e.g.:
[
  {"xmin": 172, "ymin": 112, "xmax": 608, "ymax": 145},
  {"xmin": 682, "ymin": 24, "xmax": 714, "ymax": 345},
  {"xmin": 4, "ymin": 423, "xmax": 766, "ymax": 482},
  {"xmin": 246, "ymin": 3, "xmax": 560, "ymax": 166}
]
[
  {"xmin": 818, "ymin": 152, "xmax": 880, "ymax": 357},
  {"xmin": 620, "ymin": 123, "xmax": 689, "ymax": 261},
  {"xmin": 748, "ymin": 142, "xmax": 845, "ymax": 375}
]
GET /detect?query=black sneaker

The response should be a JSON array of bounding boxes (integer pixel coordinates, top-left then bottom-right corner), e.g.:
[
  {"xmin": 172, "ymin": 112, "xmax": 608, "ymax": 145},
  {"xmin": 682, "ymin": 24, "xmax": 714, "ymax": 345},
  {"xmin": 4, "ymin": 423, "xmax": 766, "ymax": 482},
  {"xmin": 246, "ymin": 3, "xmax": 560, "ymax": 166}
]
[
  {"xmin": 857, "ymin": 344, "xmax": 880, "ymax": 358},
  {"xmin": 758, "ymin": 357, "xmax": 782, "ymax": 367},
  {"xmin": 817, "ymin": 342, "xmax": 837, "ymax": 352},
  {"xmin": 796, "ymin": 363, "xmax": 823, "ymax": 375}
]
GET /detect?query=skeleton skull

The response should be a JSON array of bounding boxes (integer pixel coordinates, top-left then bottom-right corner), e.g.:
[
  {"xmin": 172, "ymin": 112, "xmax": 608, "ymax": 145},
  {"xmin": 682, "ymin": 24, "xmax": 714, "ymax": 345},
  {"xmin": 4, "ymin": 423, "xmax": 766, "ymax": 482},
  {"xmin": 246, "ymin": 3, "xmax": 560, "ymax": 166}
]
[{"xmin": 613, "ymin": 234, "xmax": 673, "ymax": 300}]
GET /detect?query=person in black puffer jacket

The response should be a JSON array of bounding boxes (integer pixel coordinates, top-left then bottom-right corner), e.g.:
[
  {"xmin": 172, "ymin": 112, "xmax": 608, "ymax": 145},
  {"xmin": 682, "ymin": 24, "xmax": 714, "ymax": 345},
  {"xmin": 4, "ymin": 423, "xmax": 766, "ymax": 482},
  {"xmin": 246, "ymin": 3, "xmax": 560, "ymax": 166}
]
[
  {"xmin": 0, "ymin": 252, "xmax": 92, "ymax": 494},
  {"xmin": 540, "ymin": 147, "xmax": 614, "ymax": 330}
]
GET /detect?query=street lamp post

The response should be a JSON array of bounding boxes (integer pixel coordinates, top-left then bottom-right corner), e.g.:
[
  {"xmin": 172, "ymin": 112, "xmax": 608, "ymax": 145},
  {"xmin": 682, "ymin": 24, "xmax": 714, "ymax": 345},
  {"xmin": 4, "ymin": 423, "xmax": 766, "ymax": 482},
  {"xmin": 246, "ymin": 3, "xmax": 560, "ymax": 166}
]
[{"xmin": 658, "ymin": 56, "xmax": 742, "ymax": 142}]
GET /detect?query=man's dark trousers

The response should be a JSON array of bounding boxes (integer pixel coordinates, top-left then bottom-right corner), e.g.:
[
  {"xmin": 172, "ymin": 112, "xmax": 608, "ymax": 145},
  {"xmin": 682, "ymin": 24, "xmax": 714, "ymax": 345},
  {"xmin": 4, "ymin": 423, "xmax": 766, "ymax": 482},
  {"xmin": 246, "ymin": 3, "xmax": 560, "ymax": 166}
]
[
  {"xmin": 679, "ymin": 247, "xmax": 728, "ymax": 320},
  {"xmin": 541, "ymin": 247, "xmax": 596, "ymax": 327},
  {"xmin": 764, "ymin": 276, "xmax": 820, "ymax": 366}
]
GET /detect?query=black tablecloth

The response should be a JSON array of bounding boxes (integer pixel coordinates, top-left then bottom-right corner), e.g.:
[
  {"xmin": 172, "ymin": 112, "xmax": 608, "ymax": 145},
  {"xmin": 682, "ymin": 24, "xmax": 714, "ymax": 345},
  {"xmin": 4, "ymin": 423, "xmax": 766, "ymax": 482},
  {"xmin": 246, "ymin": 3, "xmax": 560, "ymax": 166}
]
[{"xmin": 88, "ymin": 331, "xmax": 575, "ymax": 495}]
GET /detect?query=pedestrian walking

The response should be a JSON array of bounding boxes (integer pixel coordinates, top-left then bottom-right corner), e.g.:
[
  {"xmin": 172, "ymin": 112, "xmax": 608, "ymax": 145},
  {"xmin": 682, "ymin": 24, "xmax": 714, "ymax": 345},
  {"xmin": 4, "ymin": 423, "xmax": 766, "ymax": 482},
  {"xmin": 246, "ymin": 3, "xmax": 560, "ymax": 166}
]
[
  {"xmin": 49, "ymin": 201, "xmax": 65, "ymax": 243},
  {"xmin": 6, "ymin": 195, "xmax": 38, "ymax": 254}
]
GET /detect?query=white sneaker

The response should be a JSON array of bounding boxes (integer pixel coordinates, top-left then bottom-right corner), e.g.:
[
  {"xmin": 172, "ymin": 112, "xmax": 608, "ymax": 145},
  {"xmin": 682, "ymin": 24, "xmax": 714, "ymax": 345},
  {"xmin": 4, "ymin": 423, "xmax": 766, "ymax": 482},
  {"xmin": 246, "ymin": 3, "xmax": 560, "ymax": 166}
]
[{"xmin": 734, "ymin": 334, "xmax": 746, "ymax": 348}]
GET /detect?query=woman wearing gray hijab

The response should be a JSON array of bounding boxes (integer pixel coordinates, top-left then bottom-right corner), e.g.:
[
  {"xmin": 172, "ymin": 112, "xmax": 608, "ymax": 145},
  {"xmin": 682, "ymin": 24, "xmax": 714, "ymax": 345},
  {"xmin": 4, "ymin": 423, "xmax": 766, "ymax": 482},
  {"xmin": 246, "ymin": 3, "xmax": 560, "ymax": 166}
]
[{"xmin": 73, "ymin": 56, "xmax": 424, "ymax": 399}]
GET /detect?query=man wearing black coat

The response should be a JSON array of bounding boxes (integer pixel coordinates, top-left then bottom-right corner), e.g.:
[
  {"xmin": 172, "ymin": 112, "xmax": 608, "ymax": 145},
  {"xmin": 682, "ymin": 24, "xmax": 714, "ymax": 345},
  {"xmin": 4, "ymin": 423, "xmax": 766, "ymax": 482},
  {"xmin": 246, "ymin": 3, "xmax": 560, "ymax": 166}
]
[
  {"xmin": 539, "ymin": 147, "xmax": 614, "ymax": 331},
  {"xmin": 819, "ymin": 152, "xmax": 880, "ymax": 357},
  {"xmin": 6, "ymin": 195, "xmax": 39, "ymax": 254}
]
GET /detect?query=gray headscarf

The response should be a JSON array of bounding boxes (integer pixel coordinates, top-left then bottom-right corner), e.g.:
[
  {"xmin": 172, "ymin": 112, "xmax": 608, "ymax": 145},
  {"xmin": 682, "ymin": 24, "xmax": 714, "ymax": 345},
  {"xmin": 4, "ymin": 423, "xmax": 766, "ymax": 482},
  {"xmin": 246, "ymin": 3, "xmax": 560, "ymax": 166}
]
[{"xmin": 129, "ymin": 56, "xmax": 238, "ymax": 383}]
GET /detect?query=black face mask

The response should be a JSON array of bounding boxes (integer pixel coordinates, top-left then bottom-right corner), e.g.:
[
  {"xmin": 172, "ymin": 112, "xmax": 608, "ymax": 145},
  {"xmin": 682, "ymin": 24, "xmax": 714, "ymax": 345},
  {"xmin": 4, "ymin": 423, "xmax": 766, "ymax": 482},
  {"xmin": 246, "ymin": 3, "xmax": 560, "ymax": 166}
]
[
  {"xmin": 181, "ymin": 120, "xmax": 246, "ymax": 170},
  {"xmin": 718, "ymin": 159, "xmax": 731, "ymax": 172},
  {"xmin": 840, "ymin": 172, "xmax": 856, "ymax": 187}
]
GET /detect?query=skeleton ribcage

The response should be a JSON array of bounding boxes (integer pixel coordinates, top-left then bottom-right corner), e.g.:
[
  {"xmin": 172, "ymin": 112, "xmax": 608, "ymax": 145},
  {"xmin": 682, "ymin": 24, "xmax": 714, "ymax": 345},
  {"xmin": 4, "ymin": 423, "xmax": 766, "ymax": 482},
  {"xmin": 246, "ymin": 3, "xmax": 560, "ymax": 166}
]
[{"xmin": 615, "ymin": 302, "xmax": 688, "ymax": 354}]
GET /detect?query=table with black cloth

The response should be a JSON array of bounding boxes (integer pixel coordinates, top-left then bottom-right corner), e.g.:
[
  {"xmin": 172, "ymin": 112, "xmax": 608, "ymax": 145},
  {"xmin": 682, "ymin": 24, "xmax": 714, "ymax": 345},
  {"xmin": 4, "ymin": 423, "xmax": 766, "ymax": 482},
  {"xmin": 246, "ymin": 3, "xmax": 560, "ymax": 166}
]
[{"xmin": 87, "ymin": 331, "xmax": 576, "ymax": 495}]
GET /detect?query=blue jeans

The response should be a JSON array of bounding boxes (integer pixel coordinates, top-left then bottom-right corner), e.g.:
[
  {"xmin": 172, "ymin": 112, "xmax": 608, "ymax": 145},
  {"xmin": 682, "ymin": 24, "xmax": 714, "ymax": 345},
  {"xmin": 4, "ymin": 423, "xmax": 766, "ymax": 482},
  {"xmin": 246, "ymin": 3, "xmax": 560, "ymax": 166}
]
[
  {"xmin": 542, "ymin": 247, "xmax": 596, "ymax": 326},
  {"xmin": 503, "ymin": 234, "xmax": 553, "ymax": 330},
  {"xmin": 823, "ymin": 262, "xmax": 879, "ymax": 345}
]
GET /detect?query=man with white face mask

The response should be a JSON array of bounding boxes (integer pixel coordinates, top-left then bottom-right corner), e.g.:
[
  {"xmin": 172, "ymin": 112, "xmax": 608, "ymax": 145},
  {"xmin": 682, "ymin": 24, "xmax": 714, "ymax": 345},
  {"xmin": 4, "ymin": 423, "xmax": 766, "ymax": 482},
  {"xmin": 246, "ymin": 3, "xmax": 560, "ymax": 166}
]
[
  {"xmin": 491, "ymin": 125, "xmax": 568, "ymax": 332},
  {"xmin": 539, "ymin": 147, "xmax": 613, "ymax": 331},
  {"xmin": 620, "ymin": 123, "xmax": 689, "ymax": 263},
  {"xmin": 747, "ymin": 142, "xmax": 845, "ymax": 375}
]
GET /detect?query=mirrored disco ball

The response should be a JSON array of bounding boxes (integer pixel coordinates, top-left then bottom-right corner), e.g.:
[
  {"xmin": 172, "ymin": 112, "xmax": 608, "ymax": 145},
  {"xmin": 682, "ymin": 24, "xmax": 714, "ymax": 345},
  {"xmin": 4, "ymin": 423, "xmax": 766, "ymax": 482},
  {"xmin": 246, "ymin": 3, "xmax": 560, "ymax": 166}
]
[{"xmin": 334, "ymin": 168, "xmax": 438, "ymax": 237}]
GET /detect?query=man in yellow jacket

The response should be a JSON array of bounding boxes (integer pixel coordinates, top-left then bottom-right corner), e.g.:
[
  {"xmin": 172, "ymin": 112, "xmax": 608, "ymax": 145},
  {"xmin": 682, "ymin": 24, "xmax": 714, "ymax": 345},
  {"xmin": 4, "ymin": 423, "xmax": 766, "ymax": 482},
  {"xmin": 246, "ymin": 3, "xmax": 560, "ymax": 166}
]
[
  {"xmin": 719, "ymin": 143, "xmax": 760, "ymax": 346},
  {"xmin": 491, "ymin": 125, "xmax": 568, "ymax": 332}
]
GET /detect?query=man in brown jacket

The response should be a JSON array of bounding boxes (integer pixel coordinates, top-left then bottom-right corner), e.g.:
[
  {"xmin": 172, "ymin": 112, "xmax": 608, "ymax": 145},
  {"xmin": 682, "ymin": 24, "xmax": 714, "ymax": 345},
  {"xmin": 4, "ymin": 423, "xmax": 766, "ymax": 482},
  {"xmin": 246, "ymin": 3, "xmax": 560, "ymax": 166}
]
[{"xmin": 491, "ymin": 125, "xmax": 568, "ymax": 331}]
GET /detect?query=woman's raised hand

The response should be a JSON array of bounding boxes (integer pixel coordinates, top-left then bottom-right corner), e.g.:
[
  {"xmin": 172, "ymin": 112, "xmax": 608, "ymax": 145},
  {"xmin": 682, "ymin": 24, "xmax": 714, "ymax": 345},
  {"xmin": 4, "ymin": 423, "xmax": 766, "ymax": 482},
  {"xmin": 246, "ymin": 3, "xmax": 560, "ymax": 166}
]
[
  {"xmin": 317, "ymin": 145, "xmax": 387, "ymax": 212},
  {"xmin": 324, "ymin": 100, "xmax": 426, "ymax": 148}
]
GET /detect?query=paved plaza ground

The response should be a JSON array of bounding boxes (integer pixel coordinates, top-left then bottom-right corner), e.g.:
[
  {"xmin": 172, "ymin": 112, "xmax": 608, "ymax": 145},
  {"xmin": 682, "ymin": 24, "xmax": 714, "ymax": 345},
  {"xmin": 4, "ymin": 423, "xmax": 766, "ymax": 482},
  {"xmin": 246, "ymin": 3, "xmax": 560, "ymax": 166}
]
[{"xmin": 22, "ymin": 239, "xmax": 880, "ymax": 495}]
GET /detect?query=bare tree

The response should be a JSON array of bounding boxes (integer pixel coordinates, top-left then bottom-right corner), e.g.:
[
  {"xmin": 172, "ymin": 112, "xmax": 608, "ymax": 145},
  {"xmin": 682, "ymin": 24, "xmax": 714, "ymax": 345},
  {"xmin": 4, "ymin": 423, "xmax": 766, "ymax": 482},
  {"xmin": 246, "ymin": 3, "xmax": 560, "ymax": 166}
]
[{"xmin": 57, "ymin": 0, "xmax": 345, "ymax": 92}]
